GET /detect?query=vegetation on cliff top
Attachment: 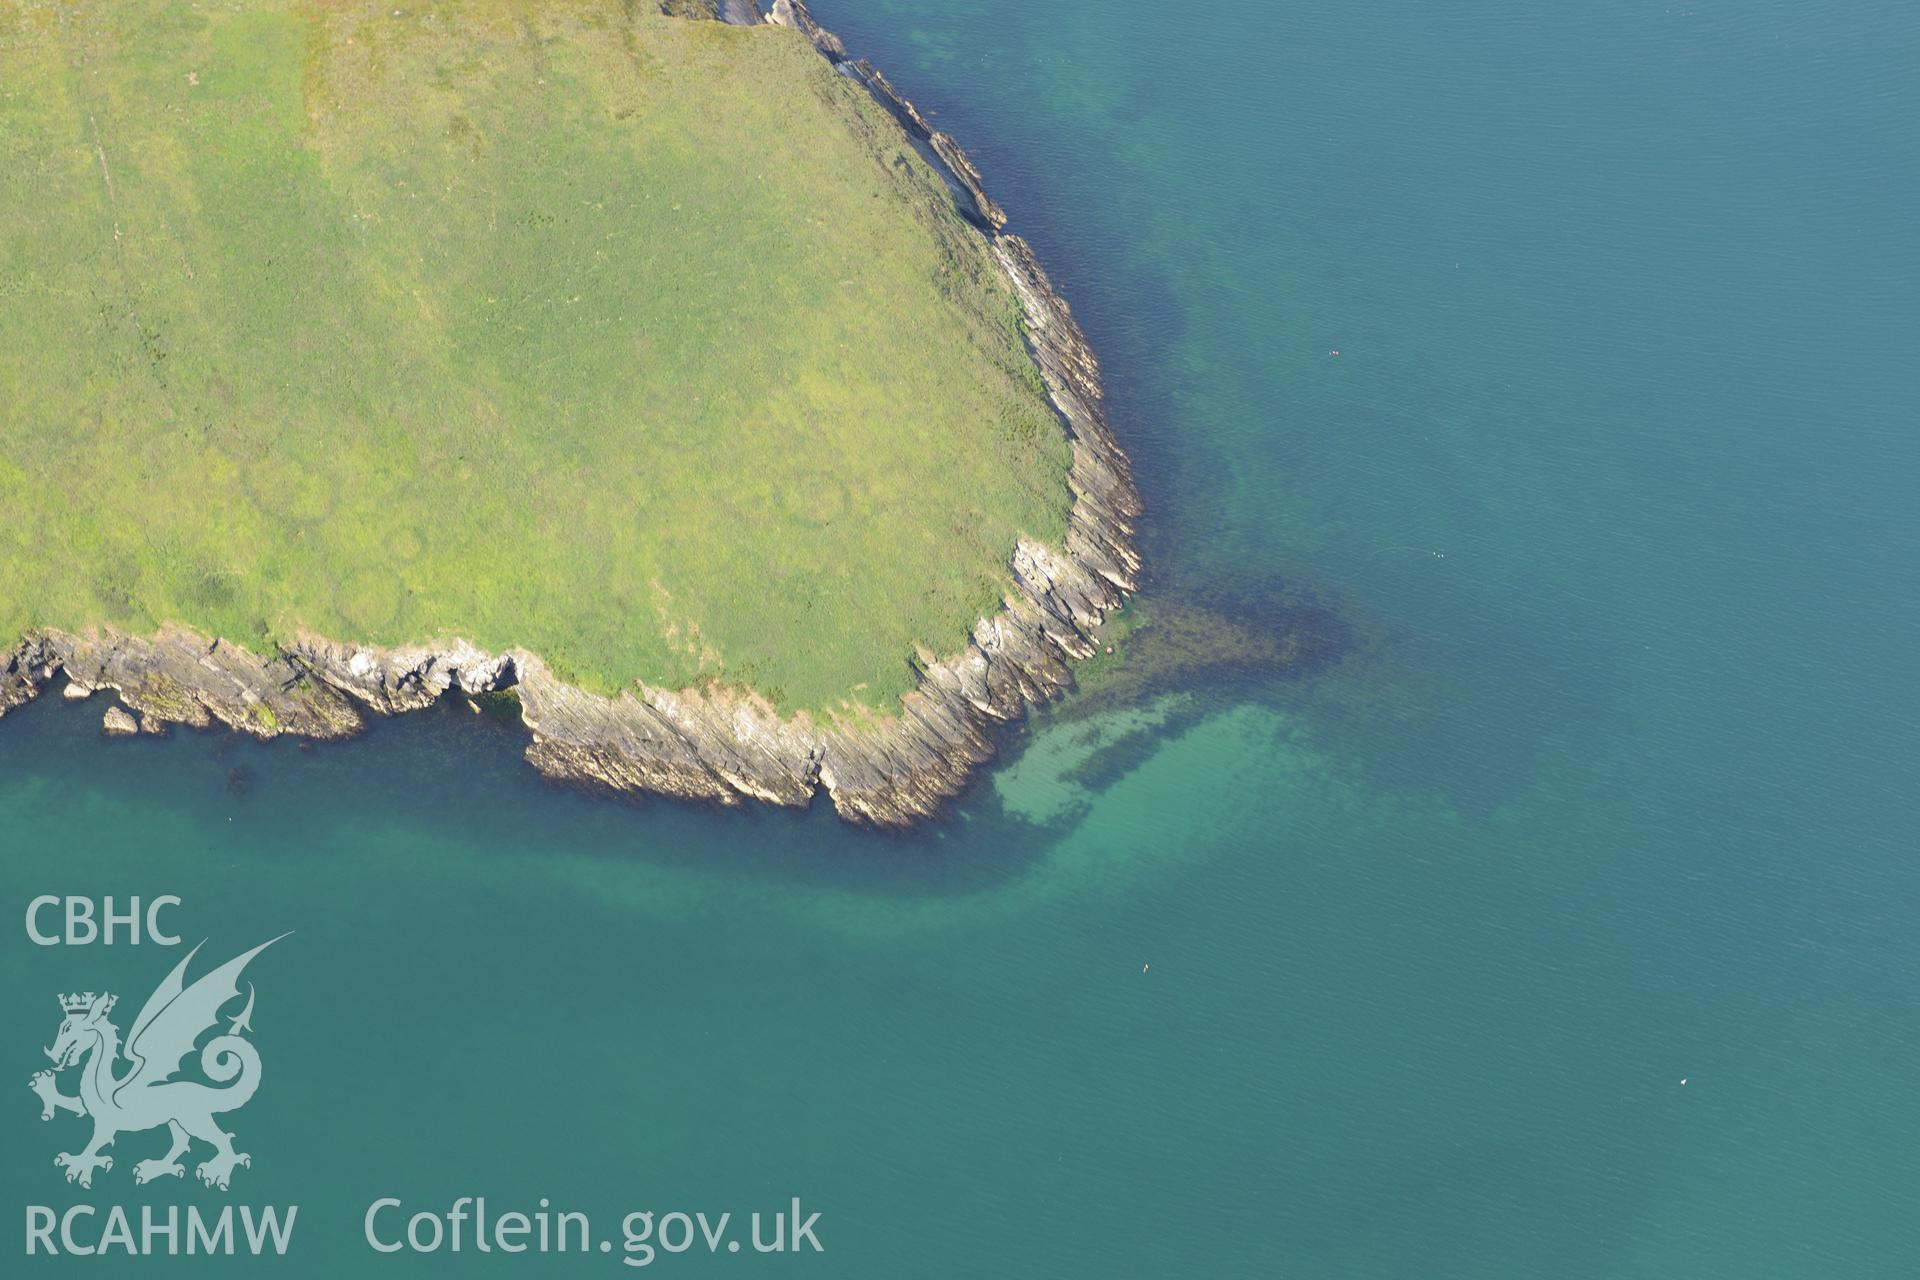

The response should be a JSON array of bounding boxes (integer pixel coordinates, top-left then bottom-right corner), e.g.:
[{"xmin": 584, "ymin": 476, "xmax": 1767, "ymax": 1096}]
[{"xmin": 0, "ymin": 1, "xmax": 1070, "ymax": 712}]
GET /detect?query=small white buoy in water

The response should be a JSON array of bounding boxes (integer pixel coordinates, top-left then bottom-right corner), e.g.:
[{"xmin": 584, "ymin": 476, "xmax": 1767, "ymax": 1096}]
[
  {"xmin": 1142, "ymin": 964, "xmax": 1149, "ymax": 973},
  {"xmin": 1680, "ymin": 1078, "xmax": 1688, "ymax": 1086}
]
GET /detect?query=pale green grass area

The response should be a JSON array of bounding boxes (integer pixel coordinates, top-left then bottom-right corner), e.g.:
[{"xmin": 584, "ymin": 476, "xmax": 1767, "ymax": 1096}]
[{"xmin": 0, "ymin": 1, "xmax": 1070, "ymax": 712}]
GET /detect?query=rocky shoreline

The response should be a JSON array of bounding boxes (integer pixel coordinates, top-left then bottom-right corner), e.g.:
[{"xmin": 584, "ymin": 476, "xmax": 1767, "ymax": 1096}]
[{"xmin": 0, "ymin": 0, "xmax": 1141, "ymax": 828}]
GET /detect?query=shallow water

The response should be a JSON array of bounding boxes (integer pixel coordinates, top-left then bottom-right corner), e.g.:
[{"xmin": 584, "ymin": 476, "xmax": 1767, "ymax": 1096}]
[{"xmin": 4, "ymin": 0, "xmax": 1916, "ymax": 1274}]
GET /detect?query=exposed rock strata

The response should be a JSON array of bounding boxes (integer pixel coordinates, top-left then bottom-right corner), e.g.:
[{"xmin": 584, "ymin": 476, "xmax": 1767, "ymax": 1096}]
[
  {"xmin": 0, "ymin": 1, "xmax": 1140, "ymax": 828},
  {"xmin": 768, "ymin": 1, "xmax": 845, "ymax": 59},
  {"xmin": 769, "ymin": 1, "xmax": 1006, "ymax": 230},
  {"xmin": 842, "ymin": 59, "xmax": 1008, "ymax": 231}
]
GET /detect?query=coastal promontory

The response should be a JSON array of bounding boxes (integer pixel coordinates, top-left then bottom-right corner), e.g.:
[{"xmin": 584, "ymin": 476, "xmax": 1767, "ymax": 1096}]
[{"xmin": 0, "ymin": 0, "xmax": 1139, "ymax": 824}]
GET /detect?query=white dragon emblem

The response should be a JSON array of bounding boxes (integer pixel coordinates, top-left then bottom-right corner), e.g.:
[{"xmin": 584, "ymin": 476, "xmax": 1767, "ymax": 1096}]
[{"xmin": 28, "ymin": 936, "xmax": 286, "ymax": 1191}]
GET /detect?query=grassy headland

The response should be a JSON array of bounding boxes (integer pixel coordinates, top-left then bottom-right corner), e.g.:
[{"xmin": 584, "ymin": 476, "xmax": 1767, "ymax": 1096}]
[{"xmin": 0, "ymin": 1, "xmax": 1070, "ymax": 712}]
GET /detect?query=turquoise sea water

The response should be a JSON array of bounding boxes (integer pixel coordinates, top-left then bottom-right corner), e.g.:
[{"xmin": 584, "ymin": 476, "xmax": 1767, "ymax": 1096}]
[{"xmin": 3, "ymin": 1, "xmax": 1916, "ymax": 1274}]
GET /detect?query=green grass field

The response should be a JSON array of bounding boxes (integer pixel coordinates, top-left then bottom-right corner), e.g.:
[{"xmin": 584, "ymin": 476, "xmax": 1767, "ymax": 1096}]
[{"xmin": 0, "ymin": 1, "xmax": 1070, "ymax": 712}]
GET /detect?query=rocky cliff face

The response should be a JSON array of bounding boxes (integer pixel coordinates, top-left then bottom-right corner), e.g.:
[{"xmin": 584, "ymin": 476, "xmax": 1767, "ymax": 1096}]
[{"xmin": 0, "ymin": 1, "xmax": 1140, "ymax": 829}]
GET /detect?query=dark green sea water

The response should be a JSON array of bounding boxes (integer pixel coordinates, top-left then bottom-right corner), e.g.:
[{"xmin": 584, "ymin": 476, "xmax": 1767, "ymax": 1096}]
[{"xmin": 4, "ymin": 1, "xmax": 1916, "ymax": 1274}]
